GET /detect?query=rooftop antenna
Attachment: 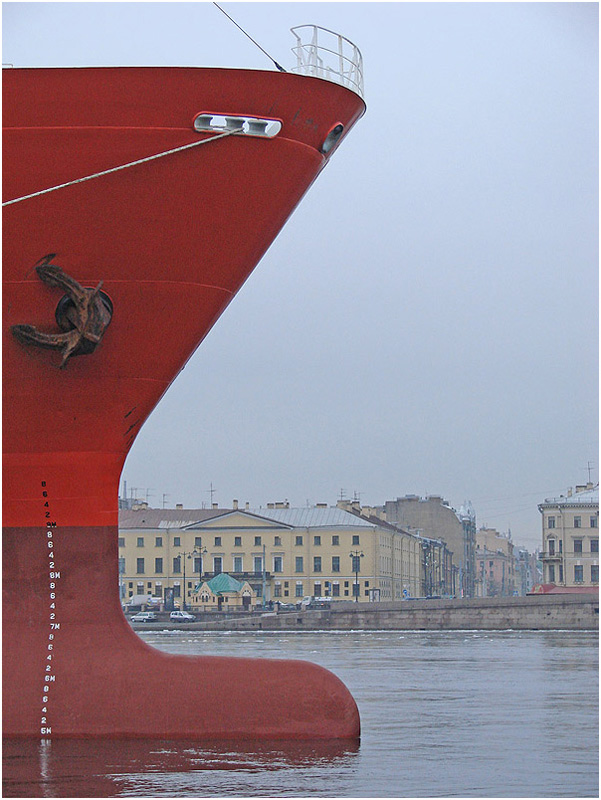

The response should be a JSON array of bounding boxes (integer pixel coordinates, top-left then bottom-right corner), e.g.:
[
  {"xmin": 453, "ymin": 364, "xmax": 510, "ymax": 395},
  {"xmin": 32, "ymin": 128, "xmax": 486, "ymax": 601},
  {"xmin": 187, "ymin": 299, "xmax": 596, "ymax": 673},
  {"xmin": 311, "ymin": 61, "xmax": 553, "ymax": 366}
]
[
  {"xmin": 206, "ymin": 482, "xmax": 217, "ymax": 506},
  {"xmin": 213, "ymin": 2, "xmax": 286, "ymax": 72},
  {"xmin": 587, "ymin": 461, "xmax": 595, "ymax": 482},
  {"xmin": 162, "ymin": 493, "xmax": 170, "ymax": 509}
]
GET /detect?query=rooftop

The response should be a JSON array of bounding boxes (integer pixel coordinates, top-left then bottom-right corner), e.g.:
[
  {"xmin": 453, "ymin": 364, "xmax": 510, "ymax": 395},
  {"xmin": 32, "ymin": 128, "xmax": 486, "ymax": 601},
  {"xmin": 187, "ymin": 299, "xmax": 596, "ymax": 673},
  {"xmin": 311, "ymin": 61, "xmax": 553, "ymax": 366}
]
[{"xmin": 539, "ymin": 484, "xmax": 599, "ymax": 508}]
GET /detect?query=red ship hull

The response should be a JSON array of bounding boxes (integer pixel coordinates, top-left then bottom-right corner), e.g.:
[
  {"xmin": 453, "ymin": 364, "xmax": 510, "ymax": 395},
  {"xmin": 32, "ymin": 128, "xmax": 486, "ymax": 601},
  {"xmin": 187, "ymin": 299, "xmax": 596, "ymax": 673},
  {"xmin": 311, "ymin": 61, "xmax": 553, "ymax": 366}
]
[{"xmin": 3, "ymin": 67, "xmax": 364, "ymax": 739}]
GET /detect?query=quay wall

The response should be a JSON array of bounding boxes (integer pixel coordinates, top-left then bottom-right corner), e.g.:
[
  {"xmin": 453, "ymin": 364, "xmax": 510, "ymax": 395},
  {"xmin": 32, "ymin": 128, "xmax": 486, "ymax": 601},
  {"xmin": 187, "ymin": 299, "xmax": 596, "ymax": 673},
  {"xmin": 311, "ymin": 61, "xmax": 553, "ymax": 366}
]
[{"xmin": 136, "ymin": 594, "xmax": 599, "ymax": 632}]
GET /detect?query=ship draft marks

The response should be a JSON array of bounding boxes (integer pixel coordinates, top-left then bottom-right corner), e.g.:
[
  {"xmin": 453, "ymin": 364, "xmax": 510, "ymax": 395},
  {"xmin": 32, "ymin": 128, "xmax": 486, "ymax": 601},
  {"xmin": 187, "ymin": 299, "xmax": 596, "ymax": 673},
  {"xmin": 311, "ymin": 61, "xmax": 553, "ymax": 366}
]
[
  {"xmin": 41, "ymin": 481, "xmax": 62, "ymax": 740},
  {"xmin": 11, "ymin": 256, "xmax": 113, "ymax": 368}
]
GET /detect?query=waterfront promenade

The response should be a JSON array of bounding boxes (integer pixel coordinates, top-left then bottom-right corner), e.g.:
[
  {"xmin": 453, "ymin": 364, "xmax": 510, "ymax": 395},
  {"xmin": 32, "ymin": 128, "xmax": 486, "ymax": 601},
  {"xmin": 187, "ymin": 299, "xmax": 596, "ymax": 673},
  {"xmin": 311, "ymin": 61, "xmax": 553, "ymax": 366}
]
[{"xmin": 130, "ymin": 593, "xmax": 599, "ymax": 632}]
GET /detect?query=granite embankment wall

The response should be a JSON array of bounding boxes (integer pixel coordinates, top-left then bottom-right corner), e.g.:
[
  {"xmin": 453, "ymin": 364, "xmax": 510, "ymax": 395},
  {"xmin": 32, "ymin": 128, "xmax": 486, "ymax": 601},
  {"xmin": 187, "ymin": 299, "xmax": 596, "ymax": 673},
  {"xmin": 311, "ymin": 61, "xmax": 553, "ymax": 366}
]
[{"xmin": 178, "ymin": 594, "xmax": 599, "ymax": 632}]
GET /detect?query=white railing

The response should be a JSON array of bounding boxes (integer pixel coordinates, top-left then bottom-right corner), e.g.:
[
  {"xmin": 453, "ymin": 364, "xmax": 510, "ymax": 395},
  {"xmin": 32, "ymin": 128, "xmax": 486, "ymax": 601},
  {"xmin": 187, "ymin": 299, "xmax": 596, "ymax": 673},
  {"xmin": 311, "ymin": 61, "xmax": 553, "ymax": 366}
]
[{"xmin": 290, "ymin": 25, "xmax": 364, "ymax": 99}]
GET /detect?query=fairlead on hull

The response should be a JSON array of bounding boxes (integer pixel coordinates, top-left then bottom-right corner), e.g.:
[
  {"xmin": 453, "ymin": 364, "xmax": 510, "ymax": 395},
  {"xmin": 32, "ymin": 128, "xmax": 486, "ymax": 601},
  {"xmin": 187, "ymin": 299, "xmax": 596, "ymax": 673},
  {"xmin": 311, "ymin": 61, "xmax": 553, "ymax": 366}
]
[{"xmin": 2, "ymin": 31, "xmax": 365, "ymax": 739}]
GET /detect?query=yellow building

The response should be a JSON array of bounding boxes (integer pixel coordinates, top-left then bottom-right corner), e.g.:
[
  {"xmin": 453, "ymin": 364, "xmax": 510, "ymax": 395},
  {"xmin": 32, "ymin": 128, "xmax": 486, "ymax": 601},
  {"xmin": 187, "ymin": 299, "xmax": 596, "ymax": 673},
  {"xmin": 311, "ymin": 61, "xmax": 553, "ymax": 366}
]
[
  {"xmin": 118, "ymin": 502, "xmax": 426, "ymax": 607},
  {"xmin": 539, "ymin": 484, "xmax": 599, "ymax": 589},
  {"xmin": 195, "ymin": 573, "xmax": 256, "ymax": 611}
]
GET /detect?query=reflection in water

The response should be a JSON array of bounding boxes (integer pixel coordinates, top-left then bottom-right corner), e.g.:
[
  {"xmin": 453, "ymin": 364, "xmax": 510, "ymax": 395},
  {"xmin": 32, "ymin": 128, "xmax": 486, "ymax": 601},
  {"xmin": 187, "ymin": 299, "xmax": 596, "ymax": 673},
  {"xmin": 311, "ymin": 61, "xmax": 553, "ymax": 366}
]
[{"xmin": 2, "ymin": 737, "xmax": 359, "ymax": 798}]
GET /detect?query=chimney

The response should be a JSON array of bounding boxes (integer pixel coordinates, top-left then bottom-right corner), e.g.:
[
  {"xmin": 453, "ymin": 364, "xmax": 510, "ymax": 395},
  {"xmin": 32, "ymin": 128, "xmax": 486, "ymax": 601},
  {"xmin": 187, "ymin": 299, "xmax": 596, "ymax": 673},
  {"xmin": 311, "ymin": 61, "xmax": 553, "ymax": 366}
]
[
  {"xmin": 245, "ymin": 502, "xmax": 250, "ymax": 511},
  {"xmin": 176, "ymin": 503, "xmax": 183, "ymax": 509},
  {"xmin": 212, "ymin": 503, "xmax": 218, "ymax": 509},
  {"xmin": 233, "ymin": 499, "xmax": 239, "ymax": 510},
  {"xmin": 315, "ymin": 503, "xmax": 328, "ymax": 509},
  {"xmin": 576, "ymin": 485, "xmax": 586, "ymax": 493}
]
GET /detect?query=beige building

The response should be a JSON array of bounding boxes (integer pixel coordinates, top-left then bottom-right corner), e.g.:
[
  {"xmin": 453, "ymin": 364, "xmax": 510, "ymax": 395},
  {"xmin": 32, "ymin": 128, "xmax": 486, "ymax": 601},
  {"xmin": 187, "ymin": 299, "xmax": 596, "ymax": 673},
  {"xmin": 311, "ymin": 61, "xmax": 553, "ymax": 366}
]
[
  {"xmin": 118, "ymin": 502, "xmax": 426, "ymax": 607},
  {"xmin": 475, "ymin": 527, "xmax": 515, "ymax": 597},
  {"xmin": 539, "ymin": 483, "xmax": 599, "ymax": 589},
  {"xmin": 382, "ymin": 495, "xmax": 477, "ymax": 597}
]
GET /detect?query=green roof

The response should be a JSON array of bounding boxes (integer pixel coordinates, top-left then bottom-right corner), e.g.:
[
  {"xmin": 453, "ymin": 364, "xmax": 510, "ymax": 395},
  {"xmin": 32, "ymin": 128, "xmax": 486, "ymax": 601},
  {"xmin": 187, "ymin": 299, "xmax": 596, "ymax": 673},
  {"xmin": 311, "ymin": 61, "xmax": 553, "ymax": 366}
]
[{"xmin": 207, "ymin": 573, "xmax": 244, "ymax": 595}]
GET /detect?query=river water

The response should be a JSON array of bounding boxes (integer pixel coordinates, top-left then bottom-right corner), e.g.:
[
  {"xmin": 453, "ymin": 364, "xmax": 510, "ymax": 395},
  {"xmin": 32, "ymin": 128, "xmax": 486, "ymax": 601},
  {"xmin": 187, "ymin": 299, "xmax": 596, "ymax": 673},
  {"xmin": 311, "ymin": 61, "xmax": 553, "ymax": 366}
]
[{"xmin": 3, "ymin": 630, "xmax": 598, "ymax": 797}]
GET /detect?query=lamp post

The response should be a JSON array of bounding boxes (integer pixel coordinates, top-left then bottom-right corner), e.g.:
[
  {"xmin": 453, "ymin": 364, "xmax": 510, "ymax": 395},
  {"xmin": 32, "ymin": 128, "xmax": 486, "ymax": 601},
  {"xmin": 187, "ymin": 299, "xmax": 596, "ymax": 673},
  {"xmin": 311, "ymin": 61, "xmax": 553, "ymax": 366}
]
[
  {"xmin": 349, "ymin": 549, "xmax": 364, "ymax": 603},
  {"xmin": 196, "ymin": 546, "xmax": 207, "ymax": 608},
  {"xmin": 178, "ymin": 548, "xmax": 203, "ymax": 611}
]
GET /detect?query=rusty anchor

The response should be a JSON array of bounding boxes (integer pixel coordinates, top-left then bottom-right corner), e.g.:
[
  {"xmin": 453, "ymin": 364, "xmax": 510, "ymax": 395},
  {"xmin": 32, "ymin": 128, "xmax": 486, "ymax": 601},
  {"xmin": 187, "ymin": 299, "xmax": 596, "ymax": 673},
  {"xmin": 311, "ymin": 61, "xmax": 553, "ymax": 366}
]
[{"xmin": 11, "ymin": 255, "xmax": 113, "ymax": 367}]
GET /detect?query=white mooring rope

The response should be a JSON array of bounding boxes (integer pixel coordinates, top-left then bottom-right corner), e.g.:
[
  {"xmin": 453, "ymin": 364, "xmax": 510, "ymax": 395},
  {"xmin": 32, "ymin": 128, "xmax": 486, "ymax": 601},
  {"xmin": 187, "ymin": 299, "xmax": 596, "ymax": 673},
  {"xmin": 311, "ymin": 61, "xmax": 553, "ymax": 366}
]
[{"xmin": 2, "ymin": 127, "xmax": 241, "ymax": 207}]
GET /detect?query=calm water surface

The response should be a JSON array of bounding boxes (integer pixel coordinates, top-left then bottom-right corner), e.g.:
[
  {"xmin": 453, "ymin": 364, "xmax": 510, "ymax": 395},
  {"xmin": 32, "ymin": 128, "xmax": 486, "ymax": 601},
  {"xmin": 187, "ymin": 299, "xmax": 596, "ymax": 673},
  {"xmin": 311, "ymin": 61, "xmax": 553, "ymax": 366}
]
[{"xmin": 3, "ymin": 630, "xmax": 598, "ymax": 797}]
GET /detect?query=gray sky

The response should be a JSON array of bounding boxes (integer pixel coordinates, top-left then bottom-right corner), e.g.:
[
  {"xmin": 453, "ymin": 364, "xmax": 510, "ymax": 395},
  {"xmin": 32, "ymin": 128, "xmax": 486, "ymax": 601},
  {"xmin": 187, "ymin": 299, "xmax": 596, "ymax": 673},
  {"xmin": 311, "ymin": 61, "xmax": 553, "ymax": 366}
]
[{"xmin": 4, "ymin": 2, "xmax": 598, "ymax": 549}]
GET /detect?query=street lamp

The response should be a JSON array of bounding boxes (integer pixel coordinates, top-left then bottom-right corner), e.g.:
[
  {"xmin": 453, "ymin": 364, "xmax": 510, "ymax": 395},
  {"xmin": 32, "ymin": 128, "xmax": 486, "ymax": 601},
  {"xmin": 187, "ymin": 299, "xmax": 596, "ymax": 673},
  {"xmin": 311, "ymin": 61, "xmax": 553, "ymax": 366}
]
[
  {"xmin": 178, "ymin": 548, "xmax": 204, "ymax": 611},
  {"xmin": 349, "ymin": 549, "xmax": 364, "ymax": 603}
]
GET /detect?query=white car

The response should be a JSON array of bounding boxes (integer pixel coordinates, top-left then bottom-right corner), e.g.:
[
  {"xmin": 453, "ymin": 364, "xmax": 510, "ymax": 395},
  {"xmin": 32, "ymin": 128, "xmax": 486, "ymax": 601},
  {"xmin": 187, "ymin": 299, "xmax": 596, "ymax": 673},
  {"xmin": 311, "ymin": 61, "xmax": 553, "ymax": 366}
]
[
  {"xmin": 130, "ymin": 611, "xmax": 157, "ymax": 622},
  {"xmin": 169, "ymin": 610, "xmax": 196, "ymax": 622}
]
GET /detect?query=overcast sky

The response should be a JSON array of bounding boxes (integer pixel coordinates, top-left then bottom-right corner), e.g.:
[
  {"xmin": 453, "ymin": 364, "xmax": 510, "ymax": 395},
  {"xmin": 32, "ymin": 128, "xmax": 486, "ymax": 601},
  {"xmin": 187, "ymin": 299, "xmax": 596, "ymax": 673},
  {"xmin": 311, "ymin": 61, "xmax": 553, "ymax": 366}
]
[{"xmin": 4, "ymin": 2, "xmax": 598, "ymax": 549}]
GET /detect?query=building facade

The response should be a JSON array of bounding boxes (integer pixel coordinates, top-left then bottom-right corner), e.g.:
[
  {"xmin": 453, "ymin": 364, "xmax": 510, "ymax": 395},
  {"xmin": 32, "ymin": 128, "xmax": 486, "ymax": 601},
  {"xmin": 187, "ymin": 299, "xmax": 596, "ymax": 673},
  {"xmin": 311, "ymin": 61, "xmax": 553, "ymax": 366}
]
[
  {"xmin": 382, "ymin": 494, "xmax": 477, "ymax": 597},
  {"xmin": 474, "ymin": 526, "xmax": 515, "ymax": 597},
  {"xmin": 538, "ymin": 484, "xmax": 599, "ymax": 589},
  {"xmin": 118, "ymin": 503, "xmax": 428, "ymax": 608}
]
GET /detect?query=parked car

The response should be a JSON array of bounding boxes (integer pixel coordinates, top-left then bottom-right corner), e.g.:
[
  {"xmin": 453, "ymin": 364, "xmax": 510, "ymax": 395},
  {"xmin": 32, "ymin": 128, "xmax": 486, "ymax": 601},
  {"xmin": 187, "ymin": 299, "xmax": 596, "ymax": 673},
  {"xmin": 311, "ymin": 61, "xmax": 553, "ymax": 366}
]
[
  {"xmin": 169, "ymin": 610, "xmax": 196, "ymax": 622},
  {"xmin": 276, "ymin": 603, "xmax": 297, "ymax": 612},
  {"xmin": 130, "ymin": 611, "xmax": 157, "ymax": 623}
]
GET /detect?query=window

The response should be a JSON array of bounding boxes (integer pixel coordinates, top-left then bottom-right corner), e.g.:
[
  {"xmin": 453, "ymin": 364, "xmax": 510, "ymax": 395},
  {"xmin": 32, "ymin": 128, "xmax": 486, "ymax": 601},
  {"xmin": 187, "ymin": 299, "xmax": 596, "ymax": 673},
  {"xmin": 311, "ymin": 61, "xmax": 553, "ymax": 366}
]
[
  {"xmin": 295, "ymin": 536, "xmax": 303, "ymax": 546},
  {"xmin": 155, "ymin": 557, "xmax": 163, "ymax": 573},
  {"xmin": 254, "ymin": 536, "xmax": 262, "ymax": 546},
  {"xmin": 214, "ymin": 536, "xmax": 221, "ymax": 546},
  {"xmin": 214, "ymin": 557, "xmax": 223, "ymax": 575},
  {"xmin": 314, "ymin": 583, "xmax": 322, "ymax": 596},
  {"xmin": 332, "ymin": 556, "xmax": 340, "ymax": 572},
  {"xmin": 351, "ymin": 555, "xmax": 362, "ymax": 573},
  {"xmin": 574, "ymin": 516, "xmax": 582, "ymax": 528},
  {"xmin": 295, "ymin": 583, "xmax": 304, "ymax": 597},
  {"xmin": 591, "ymin": 516, "xmax": 598, "ymax": 529},
  {"xmin": 137, "ymin": 537, "xmax": 144, "ymax": 547},
  {"xmin": 234, "ymin": 536, "xmax": 242, "ymax": 547},
  {"xmin": 352, "ymin": 535, "xmax": 360, "ymax": 545},
  {"xmin": 154, "ymin": 582, "xmax": 162, "ymax": 597},
  {"xmin": 136, "ymin": 558, "xmax": 145, "ymax": 574},
  {"xmin": 313, "ymin": 556, "xmax": 322, "ymax": 573},
  {"xmin": 559, "ymin": 565, "xmax": 563, "ymax": 582},
  {"xmin": 193, "ymin": 557, "xmax": 202, "ymax": 573},
  {"xmin": 274, "ymin": 536, "xmax": 282, "ymax": 546},
  {"xmin": 233, "ymin": 556, "xmax": 243, "ymax": 572},
  {"xmin": 274, "ymin": 584, "xmax": 282, "ymax": 597},
  {"xmin": 136, "ymin": 582, "xmax": 144, "ymax": 594},
  {"xmin": 548, "ymin": 565, "xmax": 555, "ymax": 583},
  {"xmin": 332, "ymin": 583, "xmax": 340, "ymax": 597},
  {"xmin": 559, "ymin": 540, "xmax": 563, "ymax": 553},
  {"xmin": 118, "ymin": 557, "xmax": 125, "ymax": 574},
  {"xmin": 173, "ymin": 584, "xmax": 181, "ymax": 598},
  {"xmin": 195, "ymin": 536, "xmax": 202, "ymax": 547},
  {"xmin": 332, "ymin": 535, "xmax": 340, "ymax": 546},
  {"xmin": 118, "ymin": 537, "xmax": 125, "ymax": 548},
  {"xmin": 173, "ymin": 556, "xmax": 181, "ymax": 573},
  {"xmin": 591, "ymin": 539, "xmax": 599, "ymax": 553},
  {"xmin": 254, "ymin": 556, "xmax": 263, "ymax": 574},
  {"xmin": 574, "ymin": 565, "xmax": 584, "ymax": 583},
  {"xmin": 155, "ymin": 536, "xmax": 163, "ymax": 547},
  {"xmin": 352, "ymin": 583, "xmax": 360, "ymax": 597},
  {"xmin": 273, "ymin": 556, "xmax": 283, "ymax": 573},
  {"xmin": 591, "ymin": 565, "xmax": 599, "ymax": 583},
  {"xmin": 574, "ymin": 540, "xmax": 583, "ymax": 554},
  {"xmin": 548, "ymin": 517, "xmax": 556, "ymax": 529},
  {"xmin": 173, "ymin": 537, "xmax": 181, "ymax": 547},
  {"xmin": 548, "ymin": 539, "xmax": 555, "ymax": 556},
  {"xmin": 295, "ymin": 556, "xmax": 304, "ymax": 573},
  {"xmin": 314, "ymin": 535, "xmax": 321, "ymax": 546}
]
